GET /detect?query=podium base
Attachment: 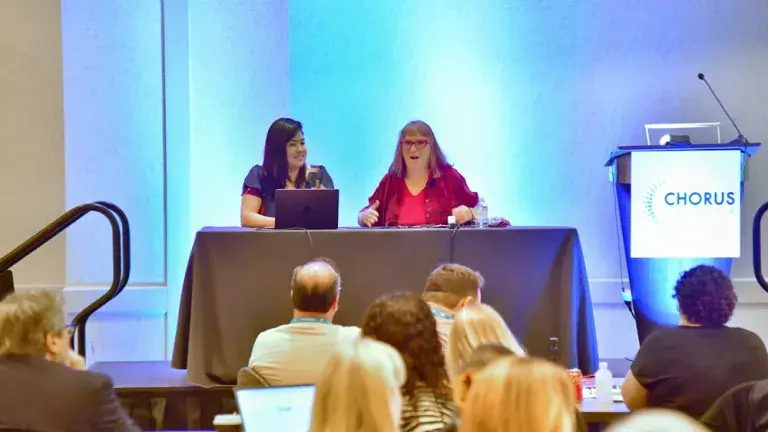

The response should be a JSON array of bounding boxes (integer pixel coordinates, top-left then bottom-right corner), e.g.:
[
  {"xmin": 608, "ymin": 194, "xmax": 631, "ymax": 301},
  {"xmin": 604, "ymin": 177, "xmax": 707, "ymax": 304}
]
[
  {"xmin": 616, "ymin": 184, "xmax": 734, "ymax": 343},
  {"xmin": 629, "ymin": 257, "xmax": 732, "ymax": 343}
]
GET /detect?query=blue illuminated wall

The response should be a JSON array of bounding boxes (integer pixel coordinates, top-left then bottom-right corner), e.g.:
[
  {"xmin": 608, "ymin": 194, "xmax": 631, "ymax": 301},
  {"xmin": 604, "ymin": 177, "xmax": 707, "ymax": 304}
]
[
  {"xmin": 185, "ymin": 0, "xmax": 290, "ymax": 231},
  {"xmin": 289, "ymin": 1, "xmax": 599, "ymax": 227},
  {"xmin": 5, "ymin": 0, "xmax": 766, "ymax": 362},
  {"xmin": 168, "ymin": 0, "xmax": 768, "ymax": 357},
  {"xmin": 165, "ymin": 0, "xmax": 291, "ymax": 352}
]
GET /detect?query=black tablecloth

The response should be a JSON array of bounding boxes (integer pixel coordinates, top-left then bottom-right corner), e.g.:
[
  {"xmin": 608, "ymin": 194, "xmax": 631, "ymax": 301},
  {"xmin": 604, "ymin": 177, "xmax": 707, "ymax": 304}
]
[{"xmin": 172, "ymin": 227, "xmax": 598, "ymax": 385}]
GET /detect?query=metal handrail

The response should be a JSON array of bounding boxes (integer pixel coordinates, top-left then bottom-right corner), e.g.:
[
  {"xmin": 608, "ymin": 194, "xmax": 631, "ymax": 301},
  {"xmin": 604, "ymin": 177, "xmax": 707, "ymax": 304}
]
[
  {"xmin": 754, "ymin": 201, "xmax": 768, "ymax": 293},
  {"xmin": 69, "ymin": 201, "xmax": 132, "ymax": 355},
  {"xmin": 91, "ymin": 201, "xmax": 131, "ymax": 296},
  {"xmin": 0, "ymin": 202, "xmax": 127, "ymax": 357}
]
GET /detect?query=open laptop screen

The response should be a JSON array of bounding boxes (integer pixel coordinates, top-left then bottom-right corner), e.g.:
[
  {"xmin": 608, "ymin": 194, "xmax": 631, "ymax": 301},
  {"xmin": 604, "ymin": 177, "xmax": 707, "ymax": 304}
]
[{"xmin": 235, "ymin": 385, "xmax": 316, "ymax": 432}]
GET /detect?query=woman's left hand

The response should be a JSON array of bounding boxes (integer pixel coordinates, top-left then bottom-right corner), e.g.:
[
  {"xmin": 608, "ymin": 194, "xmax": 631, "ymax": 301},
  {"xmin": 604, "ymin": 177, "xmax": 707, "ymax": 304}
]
[{"xmin": 451, "ymin": 205, "xmax": 474, "ymax": 225}]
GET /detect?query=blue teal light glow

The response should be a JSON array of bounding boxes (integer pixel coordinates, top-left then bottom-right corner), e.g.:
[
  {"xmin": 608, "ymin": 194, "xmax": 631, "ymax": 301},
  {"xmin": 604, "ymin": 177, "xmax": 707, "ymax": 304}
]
[
  {"xmin": 158, "ymin": 0, "xmax": 768, "ymax": 353},
  {"xmin": 289, "ymin": 1, "xmax": 594, "ymax": 227},
  {"xmin": 186, "ymin": 0, "xmax": 290, "ymax": 231}
]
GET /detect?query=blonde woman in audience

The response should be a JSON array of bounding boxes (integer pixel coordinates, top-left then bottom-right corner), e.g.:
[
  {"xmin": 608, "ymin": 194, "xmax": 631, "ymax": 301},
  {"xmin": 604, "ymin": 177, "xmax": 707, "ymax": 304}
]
[
  {"xmin": 310, "ymin": 336, "xmax": 406, "ymax": 432},
  {"xmin": 606, "ymin": 409, "xmax": 709, "ymax": 432},
  {"xmin": 461, "ymin": 356, "xmax": 576, "ymax": 432},
  {"xmin": 446, "ymin": 303, "xmax": 525, "ymax": 379}
]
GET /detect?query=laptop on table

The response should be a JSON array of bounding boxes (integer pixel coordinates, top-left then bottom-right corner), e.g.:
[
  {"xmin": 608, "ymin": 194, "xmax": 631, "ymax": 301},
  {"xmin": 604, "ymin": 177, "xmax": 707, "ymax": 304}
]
[
  {"xmin": 274, "ymin": 189, "xmax": 339, "ymax": 230},
  {"xmin": 234, "ymin": 385, "xmax": 316, "ymax": 432}
]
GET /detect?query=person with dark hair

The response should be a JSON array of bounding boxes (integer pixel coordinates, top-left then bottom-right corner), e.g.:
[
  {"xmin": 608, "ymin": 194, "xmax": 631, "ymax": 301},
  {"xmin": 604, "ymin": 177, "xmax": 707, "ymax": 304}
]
[
  {"xmin": 241, "ymin": 118, "xmax": 334, "ymax": 228},
  {"xmin": 247, "ymin": 259, "xmax": 359, "ymax": 386},
  {"xmin": 358, "ymin": 120, "xmax": 479, "ymax": 227},
  {"xmin": 422, "ymin": 263, "xmax": 483, "ymax": 352},
  {"xmin": 361, "ymin": 292, "xmax": 454, "ymax": 432},
  {"xmin": 622, "ymin": 265, "xmax": 768, "ymax": 418}
]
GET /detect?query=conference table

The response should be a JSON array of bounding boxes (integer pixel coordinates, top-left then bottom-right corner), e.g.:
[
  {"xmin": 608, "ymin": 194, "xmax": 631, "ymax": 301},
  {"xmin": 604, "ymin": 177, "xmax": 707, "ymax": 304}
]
[{"xmin": 172, "ymin": 226, "xmax": 599, "ymax": 386}]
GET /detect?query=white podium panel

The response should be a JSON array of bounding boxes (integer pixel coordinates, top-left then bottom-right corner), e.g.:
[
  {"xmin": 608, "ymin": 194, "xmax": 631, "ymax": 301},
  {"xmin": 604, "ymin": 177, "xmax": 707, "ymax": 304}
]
[{"xmin": 630, "ymin": 150, "xmax": 741, "ymax": 258}]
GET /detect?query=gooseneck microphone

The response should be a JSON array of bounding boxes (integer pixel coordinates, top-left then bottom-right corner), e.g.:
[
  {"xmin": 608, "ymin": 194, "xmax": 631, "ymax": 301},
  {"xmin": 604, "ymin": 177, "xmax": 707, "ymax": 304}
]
[{"xmin": 697, "ymin": 72, "xmax": 749, "ymax": 143}]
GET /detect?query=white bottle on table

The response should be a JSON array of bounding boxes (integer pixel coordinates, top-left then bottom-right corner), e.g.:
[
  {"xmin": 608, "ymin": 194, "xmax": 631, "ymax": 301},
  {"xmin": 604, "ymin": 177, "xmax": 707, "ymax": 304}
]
[
  {"xmin": 595, "ymin": 361, "xmax": 613, "ymax": 404},
  {"xmin": 475, "ymin": 198, "xmax": 489, "ymax": 227}
]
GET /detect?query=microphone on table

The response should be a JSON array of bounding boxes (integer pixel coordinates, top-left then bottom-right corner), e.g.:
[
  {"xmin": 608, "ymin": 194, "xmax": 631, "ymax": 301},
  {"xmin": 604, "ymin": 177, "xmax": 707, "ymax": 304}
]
[
  {"xmin": 549, "ymin": 337, "xmax": 559, "ymax": 363},
  {"xmin": 697, "ymin": 72, "xmax": 749, "ymax": 144}
]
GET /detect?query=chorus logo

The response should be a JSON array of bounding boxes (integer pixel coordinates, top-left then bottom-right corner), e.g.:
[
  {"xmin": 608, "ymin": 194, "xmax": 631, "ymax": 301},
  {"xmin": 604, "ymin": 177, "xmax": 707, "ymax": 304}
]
[
  {"xmin": 643, "ymin": 181, "xmax": 736, "ymax": 222},
  {"xmin": 662, "ymin": 191, "xmax": 736, "ymax": 206},
  {"xmin": 643, "ymin": 181, "xmax": 664, "ymax": 221}
]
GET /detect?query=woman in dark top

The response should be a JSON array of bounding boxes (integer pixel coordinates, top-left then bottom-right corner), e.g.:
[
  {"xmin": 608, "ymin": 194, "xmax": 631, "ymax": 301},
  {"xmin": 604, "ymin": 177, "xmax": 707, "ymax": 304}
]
[
  {"xmin": 241, "ymin": 118, "xmax": 334, "ymax": 228},
  {"xmin": 357, "ymin": 120, "xmax": 478, "ymax": 227},
  {"xmin": 622, "ymin": 264, "xmax": 768, "ymax": 418},
  {"xmin": 361, "ymin": 292, "xmax": 455, "ymax": 432}
]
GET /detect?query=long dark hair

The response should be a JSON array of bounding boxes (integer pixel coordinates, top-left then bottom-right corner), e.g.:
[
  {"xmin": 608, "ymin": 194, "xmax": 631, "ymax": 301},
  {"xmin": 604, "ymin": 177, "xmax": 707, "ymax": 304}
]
[
  {"xmin": 360, "ymin": 292, "xmax": 451, "ymax": 398},
  {"xmin": 260, "ymin": 118, "xmax": 306, "ymax": 196}
]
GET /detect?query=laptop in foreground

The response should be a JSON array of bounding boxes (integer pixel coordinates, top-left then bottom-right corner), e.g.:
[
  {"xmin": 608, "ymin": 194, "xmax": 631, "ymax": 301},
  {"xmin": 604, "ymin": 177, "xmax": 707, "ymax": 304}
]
[{"xmin": 234, "ymin": 385, "xmax": 316, "ymax": 432}]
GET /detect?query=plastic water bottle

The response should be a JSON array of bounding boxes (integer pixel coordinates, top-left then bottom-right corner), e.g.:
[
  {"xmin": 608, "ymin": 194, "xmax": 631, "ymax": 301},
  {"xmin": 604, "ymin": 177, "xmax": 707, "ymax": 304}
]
[
  {"xmin": 595, "ymin": 361, "xmax": 614, "ymax": 404},
  {"xmin": 475, "ymin": 198, "xmax": 489, "ymax": 227}
]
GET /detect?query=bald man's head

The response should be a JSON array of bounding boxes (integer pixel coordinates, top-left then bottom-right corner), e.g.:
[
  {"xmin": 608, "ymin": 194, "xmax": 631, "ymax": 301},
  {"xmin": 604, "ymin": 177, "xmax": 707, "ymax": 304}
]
[{"xmin": 290, "ymin": 259, "xmax": 341, "ymax": 313}]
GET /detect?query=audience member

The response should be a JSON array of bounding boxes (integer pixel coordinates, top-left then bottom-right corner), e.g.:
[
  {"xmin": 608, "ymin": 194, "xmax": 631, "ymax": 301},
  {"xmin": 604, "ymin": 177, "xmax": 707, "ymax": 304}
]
[
  {"xmin": 443, "ymin": 344, "xmax": 586, "ymax": 432},
  {"xmin": 248, "ymin": 258, "xmax": 360, "ymax": 386},
  {"xmin": 606, "ymin": 408, "xmax": 709, "ymax": 432},
  {"xmin": 450, "ymin": 344, "xmax": 515, "ymax": 410},
  {"xmin": 446, "ymin": 302, "xmax": 525, "ymax": 379},
  {"xmin": 422, "ymin": 264, "xmax": 483, "ymax": 353},
  {"xmin": 622, "ymin": 265, "xmax": 768, "ymax": 418},
  {"xmin": 461, "ymin": 355, "xmax": 576, "ymax": 431},
  {"xmin": 361, "ymin": 292, "xmax": 454, "ymax": 432},
  {"xmin": 0, "ymin": 289, "xmax": 140, "ymax": 431},
  {"xmin": 309, "ymin": 337, "xmax": 406, "ymax": 432}
]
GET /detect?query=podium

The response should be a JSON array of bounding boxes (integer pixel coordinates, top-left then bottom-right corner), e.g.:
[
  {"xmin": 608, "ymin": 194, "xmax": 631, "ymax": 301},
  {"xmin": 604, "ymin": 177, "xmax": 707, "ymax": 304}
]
[{"xmin": 605, "ymin": 143, "xmax": 761, "ymax": 343}]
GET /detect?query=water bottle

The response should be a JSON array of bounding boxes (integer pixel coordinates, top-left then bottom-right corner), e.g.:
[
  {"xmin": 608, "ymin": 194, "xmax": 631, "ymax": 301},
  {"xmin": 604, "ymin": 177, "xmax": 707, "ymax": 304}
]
[
  {"xmin": 475, "ymin": 198, "xmax": 489, "ymax": 227},
  {"xmin": 595, "ymin": 361, "xmax": 614, "ymax": 404},
  {"xmin": 548, "ymin": 337, "xmax": 559, "ymax": 363}
]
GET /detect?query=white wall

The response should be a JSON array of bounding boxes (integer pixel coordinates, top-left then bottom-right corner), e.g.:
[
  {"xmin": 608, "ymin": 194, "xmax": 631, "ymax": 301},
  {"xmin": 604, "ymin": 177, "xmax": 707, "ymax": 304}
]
[{"xmin": 1, "ymin": 0, "xmax": 167, "ymax": 364}]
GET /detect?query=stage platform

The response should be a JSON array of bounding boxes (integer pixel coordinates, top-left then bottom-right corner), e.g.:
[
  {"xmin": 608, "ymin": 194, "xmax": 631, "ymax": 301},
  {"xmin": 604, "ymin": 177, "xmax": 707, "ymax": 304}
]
[
  {"xmin": 91, "ymin": 361, "xmax": 234, "ymax": 431},
  {"xmin": 93, "ymin": 359, "xmax": 631, "ymax": 430}
]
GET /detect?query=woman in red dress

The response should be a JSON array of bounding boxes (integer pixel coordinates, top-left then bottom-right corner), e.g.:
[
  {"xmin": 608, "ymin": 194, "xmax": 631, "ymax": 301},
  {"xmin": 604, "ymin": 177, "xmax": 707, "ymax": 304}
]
[{"xmin": 358, "ymin": 120, "xmax": 479, "ymax": 227}]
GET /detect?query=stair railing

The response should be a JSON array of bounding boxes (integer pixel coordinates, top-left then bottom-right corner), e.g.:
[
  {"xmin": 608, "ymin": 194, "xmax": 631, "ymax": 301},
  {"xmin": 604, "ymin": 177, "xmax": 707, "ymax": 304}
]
[
  {"xmin": 69, "ymin": 201, "xmax": 131, "ymax": 355},
  {"xmin": 0, "ymin": 202, "xmax": 130, "ymax": 357},
  {"xmin": 754, "ymin": 201, "xmax": 768, "ymax": 294}
]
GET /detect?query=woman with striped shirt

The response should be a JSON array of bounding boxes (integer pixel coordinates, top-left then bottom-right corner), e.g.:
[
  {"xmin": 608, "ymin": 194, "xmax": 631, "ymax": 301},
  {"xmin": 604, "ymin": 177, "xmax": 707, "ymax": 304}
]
[{"xmin": 361, "ymin": 292, "xmax": 455, "ymax": 432}]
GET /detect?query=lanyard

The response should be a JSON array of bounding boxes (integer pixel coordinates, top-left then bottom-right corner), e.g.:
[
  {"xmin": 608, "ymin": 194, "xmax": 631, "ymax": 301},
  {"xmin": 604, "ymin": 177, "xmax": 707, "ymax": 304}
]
[
  {"xmin": 291, "ymin": 317, "xmax": 331, "ymax": 324},
  {"xmin": 430, "ymin": 307, "xmax": 454, "ymax": 321}
]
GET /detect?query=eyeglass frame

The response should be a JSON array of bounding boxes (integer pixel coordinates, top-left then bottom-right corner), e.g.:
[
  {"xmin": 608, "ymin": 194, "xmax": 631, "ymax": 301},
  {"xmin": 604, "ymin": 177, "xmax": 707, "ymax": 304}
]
[{"xmin": 400, "ymin": 139, "xmax": 429, "ymax": 150}]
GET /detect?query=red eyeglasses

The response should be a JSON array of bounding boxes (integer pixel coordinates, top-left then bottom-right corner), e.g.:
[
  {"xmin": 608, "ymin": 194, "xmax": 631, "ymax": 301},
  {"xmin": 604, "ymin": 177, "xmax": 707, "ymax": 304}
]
[{"xmin": 400, "ymin": 139, "xmax": 429, "ymax": 150}]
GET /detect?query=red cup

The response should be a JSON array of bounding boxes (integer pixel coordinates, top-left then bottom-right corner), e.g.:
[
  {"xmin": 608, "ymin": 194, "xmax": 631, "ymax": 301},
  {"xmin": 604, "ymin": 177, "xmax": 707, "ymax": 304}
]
[{"xmin": 567, "ymin": 369, "xmax": 584, "ymax": 402}]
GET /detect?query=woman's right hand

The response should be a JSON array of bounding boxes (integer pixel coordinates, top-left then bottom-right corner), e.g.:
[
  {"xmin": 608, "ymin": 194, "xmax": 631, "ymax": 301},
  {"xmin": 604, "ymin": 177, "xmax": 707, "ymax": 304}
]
[{"xmin": 358, "ymin": 201, "xmax": 380, "ymax": 227}]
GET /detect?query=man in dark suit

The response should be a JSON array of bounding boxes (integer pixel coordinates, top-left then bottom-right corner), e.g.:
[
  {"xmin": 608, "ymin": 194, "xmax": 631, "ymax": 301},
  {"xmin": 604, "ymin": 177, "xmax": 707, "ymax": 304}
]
[{"xmin": 0, "ymin": 289, "xmax": 139, "ymax": 432}]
